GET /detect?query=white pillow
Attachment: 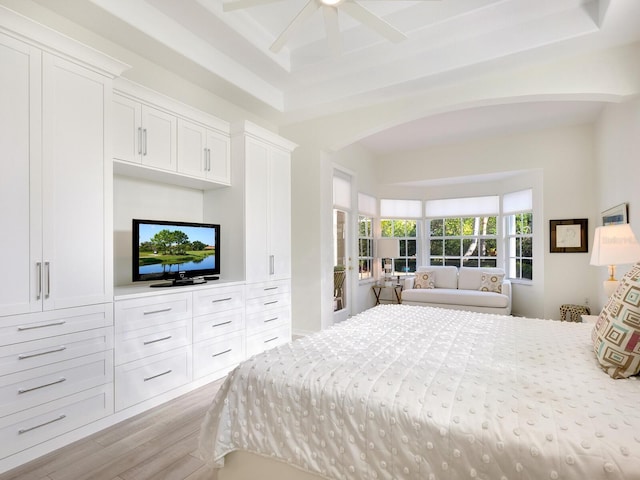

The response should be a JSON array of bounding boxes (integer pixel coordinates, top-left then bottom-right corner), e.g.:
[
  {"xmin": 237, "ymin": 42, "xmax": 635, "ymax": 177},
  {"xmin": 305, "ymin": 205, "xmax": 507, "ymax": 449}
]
[
  {"xmin": 414, "ymin": 271, "xmax": 436, "ymax": 289},
  {"xmin": 479, "ymin": 272, "xmax": 504, "ymax": 294}
]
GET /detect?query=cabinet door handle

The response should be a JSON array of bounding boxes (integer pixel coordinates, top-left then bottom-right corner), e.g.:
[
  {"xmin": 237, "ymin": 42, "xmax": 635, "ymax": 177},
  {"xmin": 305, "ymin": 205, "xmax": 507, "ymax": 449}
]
[
  {"xmin": 143, "ymin": 307, "xmax": 172, "ymax": 315},
  {"xmin": 264, "ymin": 286, "xmax": 278, "ymax": 291},
  {"xmin": 18, "ymin": 414, "xmax": 66, "ymax": 435},
  {"xmin": 144, "ymin": 369, "xmax": 172, "ymax": 382},
  {"xmin": 211, "ymin": 297, "xmax": 232, "ymax": 303},
  {"xmin": 143, "ymin": 335, "xmax": 172, "ymax": 345},
  {"xmin": 137, "ymin": 127, "xmax": 142, "ymax": 154},
  {"xmin": 212, "ymin": 348, "xmax": 232, "ymax": 358},
  {"xmin": 36, "ymin": 262, "xmax": 42, "ymax": 300},
  {"xmin": 18, "ymin": 377, "xmax": 66, "ymax": 394},
  {"xmin": 18, "ymin": 321, "xmax": 66, "ymax": 331},
  {"xmin": 18, "ymin": 346, "xmax": 66, "ymax": 360},
  {"xmin": 264, "ymin": 317, "xmax": 279, "ymax": 323},
  {"xmin": 269, "ymin": 255, "xmax": 275, "ymax": 275},
  {"xmin": 264, "ymin": 300, "xmax": 278, "ymax": 306},
  {"xmin": 143, "ymin": 128, "xmax": 148, "ymax": 155},
  {"xmin": 212, "ymin": 320, "xmax": 232, "ymax": 328},
  {"xmin": 264, "ymin": 336, "xmax": 279, "ymax": 343},
  {"xmin": 44, "ymin": 262, "xmax": 50, "ymax": 299}
]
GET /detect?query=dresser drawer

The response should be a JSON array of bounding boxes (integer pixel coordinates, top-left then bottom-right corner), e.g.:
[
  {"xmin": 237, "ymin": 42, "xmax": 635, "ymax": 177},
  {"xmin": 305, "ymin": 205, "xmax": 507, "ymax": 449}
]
[
  {"xmin": 246, "ymin": 323, "xmax": 291, "ymax": 358},
  {"xmin": 115, "ymin": 318, "xmax": 191, "ymax": 365},
  {"xmin": 0, "ymin": 384, "xmax": 112, "ymax": 459},
  {"xmin": 193, "ymin": 309, "xmax": 244, "ymax": 343},
  {"xmin": 246, "ymin": 307, "xmax": 290, "ymax": 332},
  {"xmin": 245, "ymin": 279, "xmax": 290, "ymax": 301},
  {"xmin": 114, "ymin": 293, "xmax": 191, "ymax": 333},
  {"xmin": 193, "ymin": 331, "xmax": 244, "ymax": 379},
  {"xmin": 0, "ymin": 304, "xmax": 113, "ymax": 346},
  {"xmin": 0, "ymin": 327, "xmax": 113, "ymax": 377},
  {"xmin": 0, "ymin": 351, "xmax": 113, "ymax": 418},
  {"xmin": 193, "ymin": 285, "xmax": 244, "ymax": 316},
  {"xmin": 115, "ymin": 346, "xmax": 192, "ymax": 411},
  {"xmin": 245, "ymin": 292, "xmax": 290, "ymax": 316}
]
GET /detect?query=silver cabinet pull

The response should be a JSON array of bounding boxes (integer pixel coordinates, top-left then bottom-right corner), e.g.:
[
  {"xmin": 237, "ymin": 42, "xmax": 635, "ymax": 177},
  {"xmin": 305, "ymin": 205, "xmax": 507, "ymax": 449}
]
[
  {"xmin": 264, "ymin": 317, "xmax": 278, "ymax": 323},
  {"xmin": 269, "ymin": 255, "xmax": 275, "ymax": 275},
  {"xmin": 18, "ymin": 414, "xmax": 66, "ymax": 434},
  {"xmin": 143, "ymin": 307, "xmax": 172, "ymax": 315},
  {"xmin": 264, "ymin": 286, "xmax": 278, "ymax": 291},
  {"xmin": 264, "ymin": 300, "xmax": 278, "ymax": 306},
  {"xmin": 137, "ymin": 127, "xmax": 142, "ymax": 154},
  {"xmin": 143, "ymin": 335, "xmax": 172, "ymax": 345},
  {"xmin": 19, "ymin": 346, "xmax": 66, "ymax": 360},
  {"xmin": 264, "ymin": 337, "xmax": 278, "ymax": 343},
  {"xmin": 211, "ymin": 297, "xmax": 232, "ymax": 303},
  {"xmin": 212, "ymin": 349, "xmax": 231, "ymax": 358},
  {"xmin": 144, "ymin": 370, "xmax": 172, "ymax": 382},
  {"xmin": 18, "ymin": 377, "xmax": 66, "ymax": 394},
  {"xmin": 36, "ymin": 262, "xmax": 42, "ymax": 300},
  {"xmin": 143, "ymin": 128, "xmax": 148, "ymax": 156},
  {"xmin": 44, "ymin": 262, "xmax": 50, "ymax": 299},
  {"xmin": 18, "ymin": 321, "xmax": 66, "ymax": 331},
  {"xmin": 212, "ymin": 320, "xmax": 232, "ymax": 328}
]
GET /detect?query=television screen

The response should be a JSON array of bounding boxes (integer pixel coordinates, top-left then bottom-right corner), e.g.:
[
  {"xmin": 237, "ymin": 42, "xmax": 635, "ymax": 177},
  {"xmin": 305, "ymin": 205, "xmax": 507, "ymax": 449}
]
[{"xmin": 132, "ymin": 219, "xmax": 220, "ymax": 282}]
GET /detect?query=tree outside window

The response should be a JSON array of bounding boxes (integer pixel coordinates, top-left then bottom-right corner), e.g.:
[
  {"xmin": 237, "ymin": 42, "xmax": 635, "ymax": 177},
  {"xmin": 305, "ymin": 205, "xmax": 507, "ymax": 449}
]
[{"xmin": 429, "ymin": 217, "xmax": 497, "ymax": 267}]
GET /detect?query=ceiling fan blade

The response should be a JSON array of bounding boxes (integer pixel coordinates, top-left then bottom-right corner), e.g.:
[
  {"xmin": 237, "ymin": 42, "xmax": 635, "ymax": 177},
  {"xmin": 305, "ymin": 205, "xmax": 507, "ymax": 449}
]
[
  {"xmin": 340, "ymin": 1, "xmax": 407, "ymax": 43},
  {"xmin": 322, "ymin": 6, "xmax": 342, "ymax": 56},
  {"xmin": 223, "ymin": 0, "xmax": 284, "ymax": 12},
  {"xmin": 270, "ymin": 0, "xmax": 320, "ymax": 53}
]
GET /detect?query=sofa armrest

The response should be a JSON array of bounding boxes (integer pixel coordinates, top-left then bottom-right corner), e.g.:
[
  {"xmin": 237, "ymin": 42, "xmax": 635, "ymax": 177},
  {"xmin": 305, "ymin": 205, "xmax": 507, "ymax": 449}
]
[
  {"xmin": 502, "ymin": 279, "xmax": 512, "ymax": 313},
  {"xmin": 404, "ymin": 276, "xmax": 415, "ymax": 289}
]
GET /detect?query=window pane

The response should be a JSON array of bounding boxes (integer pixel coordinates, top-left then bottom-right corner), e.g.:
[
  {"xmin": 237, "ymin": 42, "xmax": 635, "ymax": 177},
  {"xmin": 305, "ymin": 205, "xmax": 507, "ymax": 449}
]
[
  {"xmin": 482, "ymin": 239, "xmax": 497, "ymax": 256},
  {"xmin": 522, "ymin": 237, "xmax": 532, "ymax": 257},
  {"xmin": 406, "ymin": 239, "xmax": 417, "ymax": 257},
  {"xmin": 462, "ymin": 218, "xmax": 476, "ymax": 235},
  {"xmin": 463, "ymin": 258, "xmax": 478, "ymax": 267},
  {"xmin": 393, "ymin": 220, "xmax": 406, "ymax": 237},
  {"xmin": 430, "ymin": 239, "xmax": 443, "ymax": 256},
  {"xmin": 445, "ymin": 218, "xmax": 461, "ymax": 236},
  {"xmin": 445, "ymin": 258, "xmax": 461, "ymax": 267},
  {"xmin": 462, "ymin": 238, "xmax": 477, "ymax": 256},
  {"xmin": 485, "ymin": 217, "xmax": 497, "ymax": 235},
  {"xmin": 431, "ymin": 258, "xmax": 444, "ymax": 266},
  {"xmin": 430, "ymin": 219, "xmax": 443, "ymax": 236},
  {"xmin": 406, "ymin": 220, "xmax": 417, "ymax": 237},
  {"xmin": 445, "ymin": 239, "xmax": 461, "ymax": 256},
  {"xmin": 522, "ymin": 259, "xmax": 533, "ymax": 279},
  {"xmin": 381, "ymin": 219, "xmax": 392, "ymax": 237},
  {"xmin": 480, "ymin": 258, "xmax": 497, "ymax": 267}
]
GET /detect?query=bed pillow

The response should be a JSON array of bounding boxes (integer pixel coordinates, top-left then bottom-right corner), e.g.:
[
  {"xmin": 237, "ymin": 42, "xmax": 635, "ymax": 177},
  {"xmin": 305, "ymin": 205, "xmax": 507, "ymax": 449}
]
[
  {"xmin": 414, "ymin": 270, "xmax": 436, "ymax": 289},
  {"xmin": 479, "ymin": 272, "xmax": 504, "ymax": 294},
  {"xmin": 592, "ymin": 261, "xmax": 640, "ymax": 379}
]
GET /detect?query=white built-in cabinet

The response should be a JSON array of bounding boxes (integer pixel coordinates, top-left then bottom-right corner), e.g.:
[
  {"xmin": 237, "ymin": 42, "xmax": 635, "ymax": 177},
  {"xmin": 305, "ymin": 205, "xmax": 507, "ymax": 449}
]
[
  {"xmin": 112, "ymin": 80, "xmax": 231, "ymax": 189},
  {"xmin": 0, "ymin": 7, "xmax": 126, "ymax": 473}
]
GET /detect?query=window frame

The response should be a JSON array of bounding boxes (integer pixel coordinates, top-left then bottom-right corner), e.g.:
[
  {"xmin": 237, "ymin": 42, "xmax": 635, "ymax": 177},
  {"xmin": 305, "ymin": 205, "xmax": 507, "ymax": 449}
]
[
  {"xmin": 357, "ymin": 214, "xmax": 374, "ymax": 281},
  {"xmin": 380, "ymin": 218, "xmax": 419, "ymax": 275},
  {"xmin": 427, "ymin": 216, "xmax": 499, "ymax": 267},
  {"xmin": 506, "ymin": 211, "xmax": 533, "ymax": 281}
]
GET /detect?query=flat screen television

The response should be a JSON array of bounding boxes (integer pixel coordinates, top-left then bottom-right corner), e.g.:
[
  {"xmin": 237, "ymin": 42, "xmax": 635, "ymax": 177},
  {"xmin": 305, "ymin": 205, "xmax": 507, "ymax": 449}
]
[{"xmin": 132, "ymin": 219, "xmax": 220, "ymax": 284}]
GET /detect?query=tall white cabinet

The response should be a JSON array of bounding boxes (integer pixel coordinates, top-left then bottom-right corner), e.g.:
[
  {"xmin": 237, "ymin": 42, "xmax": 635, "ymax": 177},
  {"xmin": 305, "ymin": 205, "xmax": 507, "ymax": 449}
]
[{"xmin": 0, "ymin": 8, "xmax": 126, "ymax": 473}]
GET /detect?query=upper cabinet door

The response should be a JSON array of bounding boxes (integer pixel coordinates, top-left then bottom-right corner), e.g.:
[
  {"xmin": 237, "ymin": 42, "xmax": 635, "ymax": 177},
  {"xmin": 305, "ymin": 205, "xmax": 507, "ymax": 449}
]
[
  {"xmin": 177, "ymin": 118, "xmax": 206, "ymax": 178},
  {"xmin": 141, "ymin": 105, "xmax": 176, "ymax": 171},
  {"xmin": 206, "ymin": 129, "xmax": 231, "ymax": 185},
  {"xmin": 0, "ymin": 34, "xmax": 42, "ymax": 317},
  {"xmin": 269, "ymin": 148, "xmax": 291, "ymax": 280},
  {"xmin": 245, "ymin": 138, "xmax": 270, "ymax": 283},
  {"xmin": 41, "ymin": 53, "xmax": 111, "ymax": 310},
  {"xmin": 112, "ymin": 95, "xmax": 142, "ymax": 164}
]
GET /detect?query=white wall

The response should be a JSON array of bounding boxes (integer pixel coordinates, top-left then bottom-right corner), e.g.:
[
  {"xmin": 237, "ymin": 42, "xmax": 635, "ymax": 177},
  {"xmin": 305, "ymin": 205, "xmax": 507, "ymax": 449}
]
[{"xmin": 113, "ymin": 176, "xmax": 204, "ymax": 286}]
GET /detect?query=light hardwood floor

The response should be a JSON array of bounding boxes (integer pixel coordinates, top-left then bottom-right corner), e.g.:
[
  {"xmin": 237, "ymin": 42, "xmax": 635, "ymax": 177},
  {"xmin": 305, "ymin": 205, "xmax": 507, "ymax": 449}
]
[{"xmin": 0, "ymin": 379, "xmax": 224, "ymax": 480}]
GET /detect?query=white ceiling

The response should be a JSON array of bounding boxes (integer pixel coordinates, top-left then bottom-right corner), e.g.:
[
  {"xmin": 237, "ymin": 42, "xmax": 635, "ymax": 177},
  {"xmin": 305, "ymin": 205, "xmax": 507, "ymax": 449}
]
[{"xmin": 29, "ymin": 0, "xmax": 640, "ymax": 153}]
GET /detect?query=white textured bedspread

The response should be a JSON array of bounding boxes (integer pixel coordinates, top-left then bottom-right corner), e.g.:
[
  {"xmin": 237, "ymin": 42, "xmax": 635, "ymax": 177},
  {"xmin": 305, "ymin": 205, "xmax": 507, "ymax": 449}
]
[{"xmin": 198, "ymin": 305, "xmax": 640, "ymax": 480}]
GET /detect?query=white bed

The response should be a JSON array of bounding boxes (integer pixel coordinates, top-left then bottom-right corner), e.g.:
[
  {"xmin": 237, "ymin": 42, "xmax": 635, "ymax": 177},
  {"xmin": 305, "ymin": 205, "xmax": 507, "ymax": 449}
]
[{"xmin": 198, "ymin": 304, "xmax": 640, "ymax": 480}]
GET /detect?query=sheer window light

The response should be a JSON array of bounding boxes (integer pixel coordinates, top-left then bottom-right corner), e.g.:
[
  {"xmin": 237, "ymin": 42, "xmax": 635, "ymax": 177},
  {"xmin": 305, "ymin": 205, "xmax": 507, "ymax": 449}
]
[
  {"xmin": 503, "ymin": 189, "xmax": 532, "ymax": 214},
  {"xmin": 333, "ymin": 175, "xmax": 351, "ymax": 209},
  {"xmin": 358, "ymin": 193, "xmax": 377, "ymax": 217}
]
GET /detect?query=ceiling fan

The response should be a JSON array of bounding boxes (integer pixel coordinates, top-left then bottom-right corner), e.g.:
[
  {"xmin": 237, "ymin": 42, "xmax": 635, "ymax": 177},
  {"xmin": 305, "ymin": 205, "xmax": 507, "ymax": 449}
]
[{"xmin": 223, "ymin": 0, "xmax": 440, "ymax": 55}]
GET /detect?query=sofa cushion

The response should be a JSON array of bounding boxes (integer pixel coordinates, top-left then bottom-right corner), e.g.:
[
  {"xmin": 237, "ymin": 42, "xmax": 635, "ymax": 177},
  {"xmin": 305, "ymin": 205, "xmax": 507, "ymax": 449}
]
[
  {"xmin": 417, "ymin": 265, "xmax": 458, "ymax": 289},
  {"xmin": 458, "ymin": 267, "xmax": 505, "ymax": 291},
  {"xmin": 480, "ymin": 272, "xmax": 505, "ymax": 294},
  {"xmin": 591, "ymin": 261, "xmax": 640, "ymax": 379},
  {"xmin": 401, "ymin": 288, "xmax": 509, "ymax": 309},
  {"xmin": 414, "ymin": 271, "xmax": 436, "ymax": 289}
]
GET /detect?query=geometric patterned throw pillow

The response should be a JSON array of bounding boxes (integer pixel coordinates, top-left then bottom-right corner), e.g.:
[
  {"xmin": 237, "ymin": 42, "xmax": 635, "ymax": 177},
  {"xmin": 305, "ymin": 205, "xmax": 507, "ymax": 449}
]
[
  {"xmin": 414, "ymin": 271, "xmax": 436, "ymax": 289},
  {"xmin": 479, "ymin": 272, "xmax": 504, "ymax": 294},
  {"xmin": 591, "ymin": 261, "xmax": 640, "ymax": 379}
]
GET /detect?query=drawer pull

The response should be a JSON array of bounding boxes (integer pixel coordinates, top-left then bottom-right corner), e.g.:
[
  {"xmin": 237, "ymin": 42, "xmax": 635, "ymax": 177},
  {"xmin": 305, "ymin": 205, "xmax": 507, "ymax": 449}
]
[
  {"xmin": 18, "ymin": 346, "xmax": 67, "ymax": 360},
  {"xmin": 18, "ymin": 377, "xmax": 66, "ymax": 395},
  {"xmin": 264, "ymin": 286, "xmax": 278, "ymax": 291},
  {"xmin": 211, "ymin": 297, "xmax": 232, "ymax": 303},
  {"xmin": 212, "ymin": 348, "xmax": 232, "ymax": 358},
  {"xmin": 143, "ymin": 335, "xmax": 172, "ymax": 345},
  {"xmin": 264, "ymin": 317, "xmax": 279, "ymax": 323},
  {"xmin": 18, "ymin": 321, "xmax": 66, "ymax": 331},
  {"xmin": 144, "ymin": 369, "xmax": 172, "ymax": 382},
  {"xmin": 264, "ymin": 300, "xmax": 278, "ymax": 306},
  {"xmin": 18, "ymin": 414, "xmax": 66, "ymax": 435},
  {"xmin": 264, "ymin": 336, "xmax": 279, "ymax": 343},
  {"xmin": 143, "ymin": 307, "xmax": 172, "ymax": 315},
  {"xmin": 212, "ymin": 320, "xmax": 232, "ymax": 328}
]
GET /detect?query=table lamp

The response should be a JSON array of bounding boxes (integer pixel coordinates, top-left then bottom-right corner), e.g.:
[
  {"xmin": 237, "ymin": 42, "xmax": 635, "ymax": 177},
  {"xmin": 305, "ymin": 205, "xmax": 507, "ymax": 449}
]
[
  {"xmin": 590, "ymin": 223, "xmax": 640, "ymax": 297},
  {"xmin": 377, "ymin": 238, "xmax": 399, "ymax": 286}
]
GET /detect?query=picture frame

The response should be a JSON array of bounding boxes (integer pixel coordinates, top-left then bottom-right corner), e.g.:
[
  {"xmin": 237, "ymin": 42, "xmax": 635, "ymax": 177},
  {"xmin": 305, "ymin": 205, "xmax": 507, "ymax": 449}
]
[
  {"xmin": 550, "ymin": 218, "xmax": 588, "ymax": 253},
  {"xmin": 601, "ymin": 203, "xmax": 628, "ymax": 225}
]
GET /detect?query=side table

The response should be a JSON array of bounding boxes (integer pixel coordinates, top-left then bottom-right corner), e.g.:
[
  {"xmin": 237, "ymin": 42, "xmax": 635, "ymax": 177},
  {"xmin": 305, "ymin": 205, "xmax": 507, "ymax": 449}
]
[{"xmin": 372, "ymin": 284, "xmax": 403, "ymax": 305}]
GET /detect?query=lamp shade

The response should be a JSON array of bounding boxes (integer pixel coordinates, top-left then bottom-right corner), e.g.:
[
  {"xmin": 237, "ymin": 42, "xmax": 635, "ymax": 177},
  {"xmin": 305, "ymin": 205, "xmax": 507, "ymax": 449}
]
[
  {"xmin": 377, "ymin": 238, "xmax": 400, "ymax": 259},
  {"xmin": 590, "ymin": 224, "xmax": 640, "ymax": 266}
]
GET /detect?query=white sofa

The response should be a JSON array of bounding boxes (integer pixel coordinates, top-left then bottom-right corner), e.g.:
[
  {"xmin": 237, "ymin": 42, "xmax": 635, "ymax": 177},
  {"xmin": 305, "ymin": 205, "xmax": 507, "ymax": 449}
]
[{"xmin": 402, "ymin": 266, "xmax": 512, "ymax": 315}]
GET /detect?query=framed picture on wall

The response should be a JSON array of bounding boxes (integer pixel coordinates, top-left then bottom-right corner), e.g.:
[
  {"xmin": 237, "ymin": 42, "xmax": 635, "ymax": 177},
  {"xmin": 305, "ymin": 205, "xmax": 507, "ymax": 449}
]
[
  {"xmin": 602, "ymin": 203, "xmax": 628, "ymax": 225},
  {"xmin": 550, "ymin": 218, "xmax": 588, "ymax": 253}
]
